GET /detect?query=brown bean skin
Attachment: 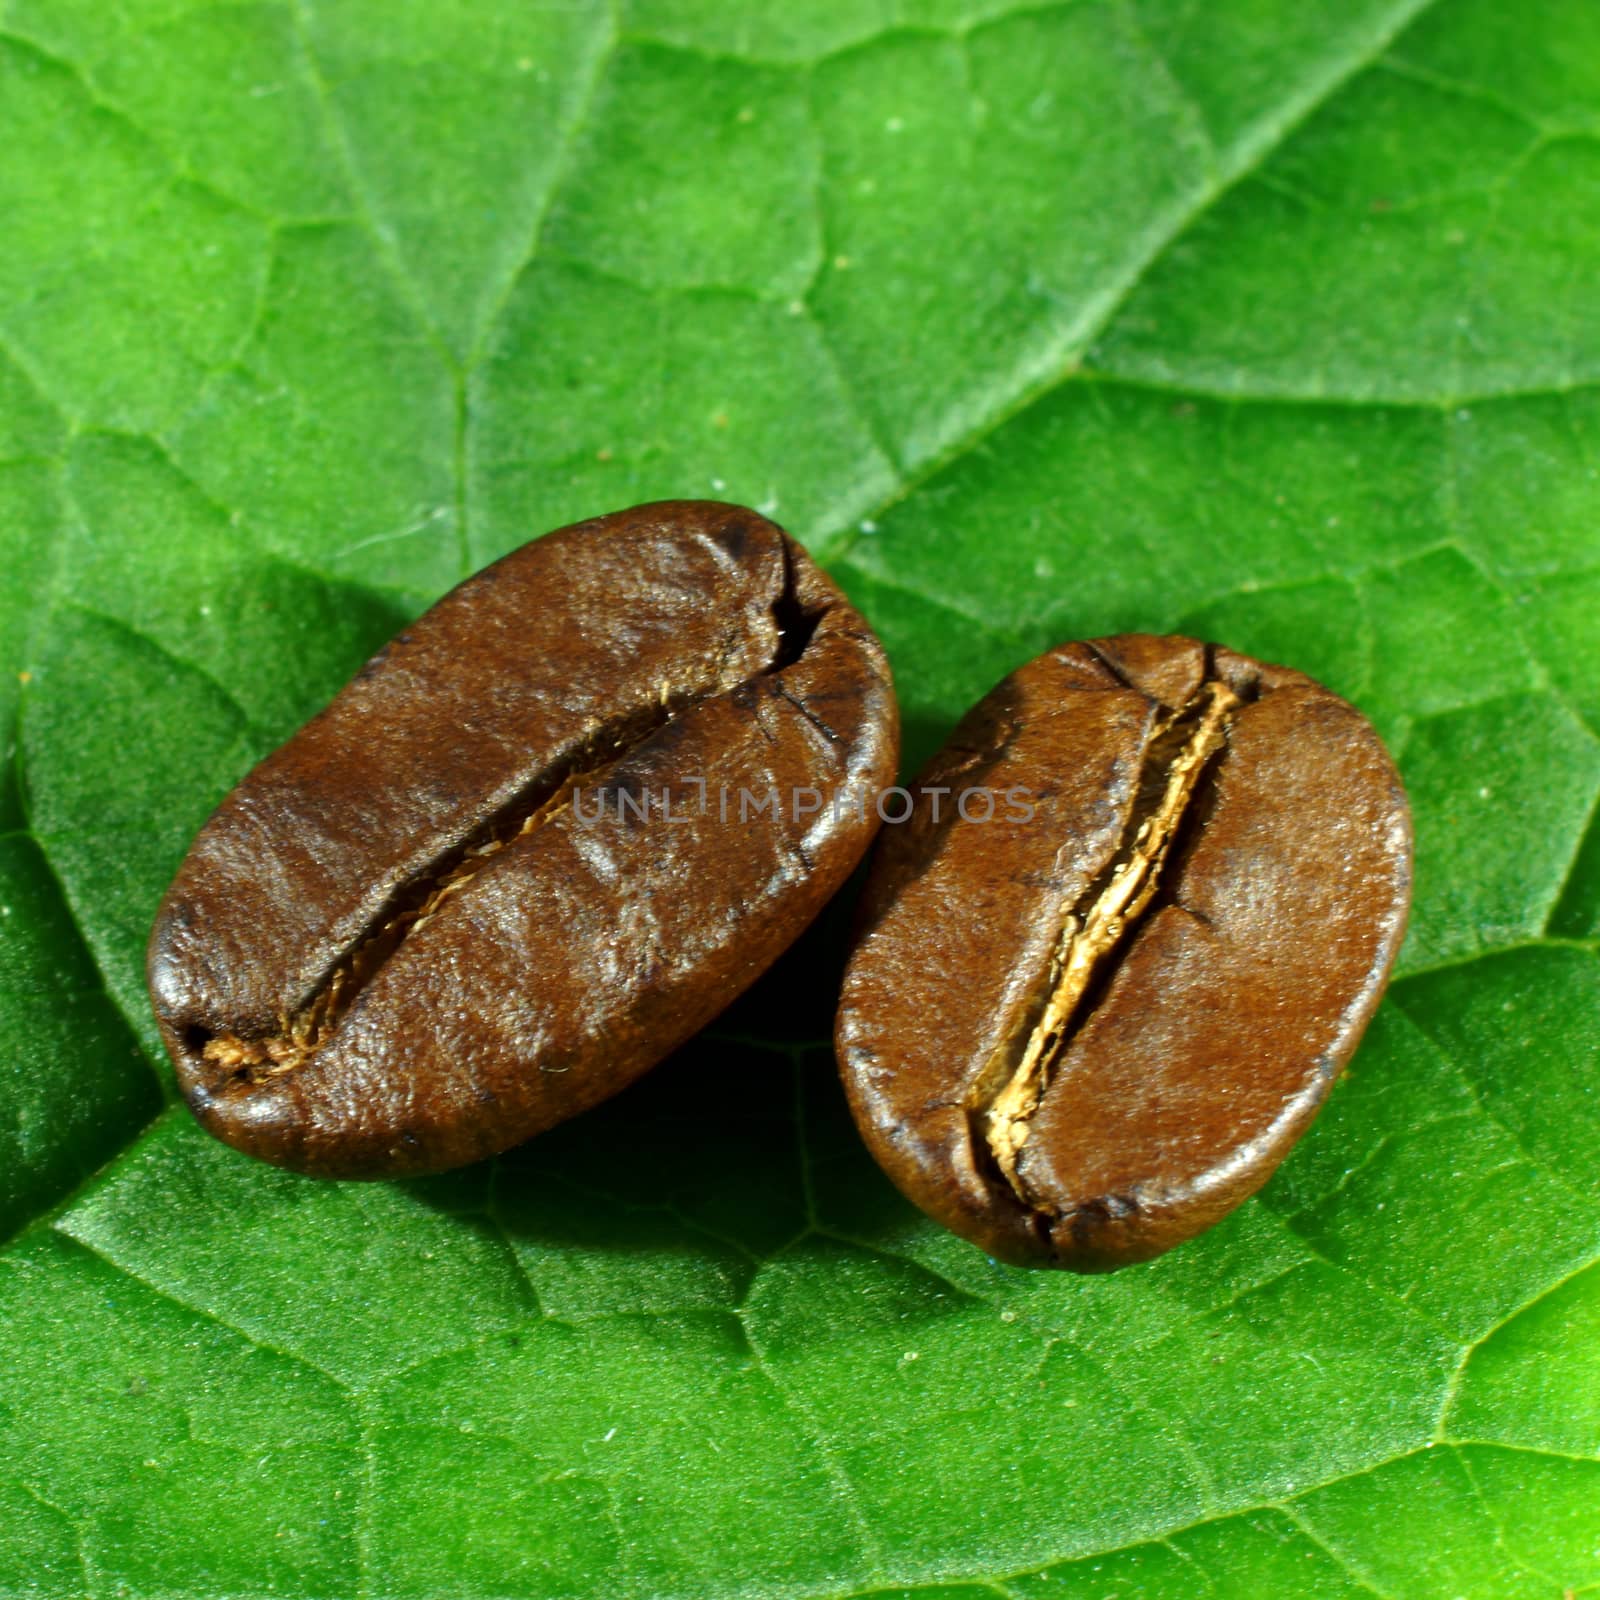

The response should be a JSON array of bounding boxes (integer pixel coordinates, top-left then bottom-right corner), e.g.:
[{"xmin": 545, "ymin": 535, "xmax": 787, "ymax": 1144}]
[
  {"xmin": 149, "ymin": 501, "xmax": 898, "ymax": 1179},
  {"xmin": 834, "ymin": 634, "xmax": 1411, "ymax": 1270}
]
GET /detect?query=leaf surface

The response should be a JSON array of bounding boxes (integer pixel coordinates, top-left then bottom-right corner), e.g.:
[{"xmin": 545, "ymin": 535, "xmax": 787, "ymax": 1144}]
[{"xmin": 3, "ymin": 1, "xmax": 1598, "ymax": 1595}]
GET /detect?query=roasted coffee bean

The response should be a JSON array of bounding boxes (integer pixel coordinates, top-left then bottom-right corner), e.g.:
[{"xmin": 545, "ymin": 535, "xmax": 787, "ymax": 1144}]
[
  {"xmin": 835, "ymin": 633, "xmax": 1410, "ymax": 1270},
  {"xmin": 149, "ymin": 501, "xmax": 898, "ymax": 1179}
]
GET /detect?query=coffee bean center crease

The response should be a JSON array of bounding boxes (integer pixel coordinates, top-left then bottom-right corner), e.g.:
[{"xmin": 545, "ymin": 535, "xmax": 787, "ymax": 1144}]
[
  {"xmin": 974, "ymin": 674, "xmax": 1240, "ymax": 1210},
  {"xmin": 200, "ymin": 567, "xmax": 820, "ymax": 1089}
]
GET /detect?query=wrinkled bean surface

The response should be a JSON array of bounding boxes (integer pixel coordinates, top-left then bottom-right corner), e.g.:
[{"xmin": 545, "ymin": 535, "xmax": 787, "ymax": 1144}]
[
  {"xmin": 835, "ymin": 633, "xmax": 1410, "ymax": 1270},
  {"xmin": 150, "ymin": 501, "xmax": 898, "ymax": 1178}
]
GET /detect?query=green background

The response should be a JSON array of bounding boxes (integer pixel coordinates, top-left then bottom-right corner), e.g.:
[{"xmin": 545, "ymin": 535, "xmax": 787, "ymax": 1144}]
[{"xmin": 3, "ymin": 0, "xmax": 1599, "ymax": 1595}]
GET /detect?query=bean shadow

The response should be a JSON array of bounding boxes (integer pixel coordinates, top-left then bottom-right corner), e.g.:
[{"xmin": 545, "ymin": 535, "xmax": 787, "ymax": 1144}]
[
  {"xmin": 399, "ymin": 879, "xmax": 943, "ymax": 1308},
  {"xmin": 898, "ymin": 710, "xmax": 963, "ymax": 780},
  {"xmin": 399, "ymin": 700, "xmax": 996, "ymax": 1320}
]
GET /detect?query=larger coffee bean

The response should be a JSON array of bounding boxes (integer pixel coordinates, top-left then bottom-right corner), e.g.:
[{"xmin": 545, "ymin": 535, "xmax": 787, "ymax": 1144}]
[
  {"xmin": 150, "ymin": 501, "xmax": 897, "ymax": 1178},
  {"xmin": 836, "ymin": 634, "xmax": 1410, "ymax": 1270}
]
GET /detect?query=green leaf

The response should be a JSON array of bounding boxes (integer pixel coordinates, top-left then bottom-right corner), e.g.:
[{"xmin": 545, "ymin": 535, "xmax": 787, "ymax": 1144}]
[{"xmin": 3, "ymin": 0, "xmax": 1597, "ymax": 1594}]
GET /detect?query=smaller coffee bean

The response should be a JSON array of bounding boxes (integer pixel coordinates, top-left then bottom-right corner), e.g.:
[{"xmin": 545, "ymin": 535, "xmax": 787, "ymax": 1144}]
[
  {"xmin": 149, "ymin": 501, "xmax": 898, "ymax": 1179},
  {"xmin": 835, "ymin": 634, "xmax": 1411, "ymax": 1270}
]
